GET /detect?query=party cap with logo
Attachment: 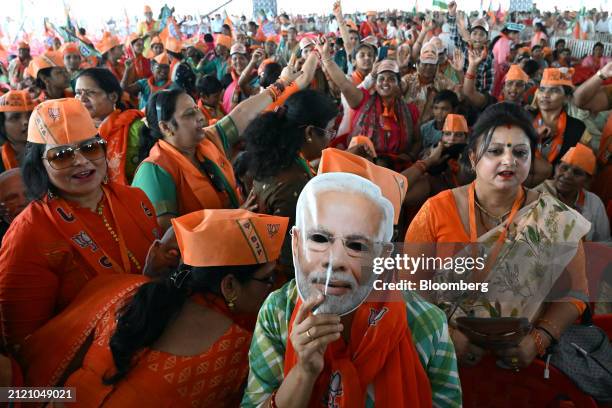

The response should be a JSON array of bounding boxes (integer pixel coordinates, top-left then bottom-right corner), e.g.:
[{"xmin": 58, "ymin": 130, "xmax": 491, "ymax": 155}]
[
  {"xmin": 540, "ymin": 67, "xmax": 575, "ymax": 89},
  {"xmin": 28, "ymin": 51, "xmax": 65, "ymax": 79},
  {"xmin": 470, "ymin": 18, "xmax": 489, "ymax": 33},
  {"xmin": 27, "ymin": 98, "xmax": 98, "ymax": 145},
  {"xmin": 419, "ymin": 42, "xmax": 439, "ymax": 64},
  {"xmin": 348, "ymin": 135, "xmax": 377, "ymax": 158},
  {"xmin": 505, "ymin": 64, "xmax": 529, "ymax": 82},
  {"xmin": 150, "ymin": 36, "xmax": 163, "ymax": 46},
  {"xmin": 60, "ymin": 42, "xmax": 80, "ymax": 56},
  {"xmin": 165, "ymin": 37, "xmax": 183, "ymax": 54},
  {"xmin": 376, "ymin": 59, "xmax": 400, "ymax": 74},
  {"xmin": 318, "ymin": 148, "xmax": 408, "ymax": 224},
  {"xmin": 230, "ymin": 43, "xmax": 248, "ymax": 55},
  {"xmin": 95, "ymin": 33, "xmax": 121, "ymax": 55},
  {"xmin": 443, "ymin": 114, "xmax": 469, "ymax": 133},
  {"xmin": 215, "ymin": 34, "xmax": 232, "ymax": 50},
  {"xmin": 560, "ymin": 143, "xmax": 596, "ymax": 175},
  {"xmin": 0, "ymin": 90, "xmax": 36, "ymax": 113},
  {"xmin": 299, "ymin": 37, "xmax": 315, "ymax": 51},
  {"xmin": 172, "ymin": 209, "xmax": 289, "ymax": 267},
  {"xmin": 154, "ymin": 52, "xmax": 171, "ymax": 66}
]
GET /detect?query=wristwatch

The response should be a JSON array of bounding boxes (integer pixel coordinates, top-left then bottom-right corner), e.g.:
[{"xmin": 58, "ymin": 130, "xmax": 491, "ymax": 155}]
[{"xmin": 597, "ymin": 70, "xmax": 608, "ymax": 81}]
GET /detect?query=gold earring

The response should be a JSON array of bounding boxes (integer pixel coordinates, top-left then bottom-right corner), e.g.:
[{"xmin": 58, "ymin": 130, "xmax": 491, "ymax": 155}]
[
  {"xmin": 306, "ymin": 137, "xmax": 313, "ymax": 143},
  {"xmin": 226, "ymin": 294, "xmax": 237, "ymax": 310}
]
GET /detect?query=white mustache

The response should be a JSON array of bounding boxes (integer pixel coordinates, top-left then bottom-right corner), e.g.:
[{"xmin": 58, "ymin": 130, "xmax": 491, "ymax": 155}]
[{"xmin": 309, "ymin": 270, "xmax": 357, "ymax": 291}]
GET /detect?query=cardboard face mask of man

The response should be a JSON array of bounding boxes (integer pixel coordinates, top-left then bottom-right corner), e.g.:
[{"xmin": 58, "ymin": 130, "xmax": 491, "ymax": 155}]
[{"xmin": 292, "ymin": 173, "xmax": 394, "ymax": 316}]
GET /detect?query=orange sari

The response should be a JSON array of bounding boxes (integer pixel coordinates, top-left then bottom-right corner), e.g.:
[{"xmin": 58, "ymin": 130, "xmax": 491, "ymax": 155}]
[
  {"xmin": 143, "ymin": 135, "xmax": 240, "ymax": 216},
  {"xmin": 99, "ymin": 109, "xmax": 145, "ymax": 185},
  {"xmin": 1, "ymin": 144, "xmax": 18, "ymax": 170},
  {"xmin": 0, "ymin": 183, "xmax": 159, "ymax": 348},
  {"xmin": 64, "ymin": 291, "xmax": 251, "ymax": 407}
]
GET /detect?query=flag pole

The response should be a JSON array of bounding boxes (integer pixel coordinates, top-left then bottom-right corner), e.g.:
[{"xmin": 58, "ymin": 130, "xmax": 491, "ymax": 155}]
[{"xmin": 203, "ymin": 0, "xmax": 236, "ymax": 18}]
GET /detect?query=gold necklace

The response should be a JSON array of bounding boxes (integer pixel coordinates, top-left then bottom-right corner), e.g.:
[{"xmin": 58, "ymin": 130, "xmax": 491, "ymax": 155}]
[
  {"xmin": 473, "ymin": 197, "xmax": 511, "ymax": 226},
  {"xmin": 97, "ymin": 202, "xmax": 141, "ymax": 271}
]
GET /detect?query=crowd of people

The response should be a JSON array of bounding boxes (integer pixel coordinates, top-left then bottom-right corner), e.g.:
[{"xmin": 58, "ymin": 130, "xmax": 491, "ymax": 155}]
[{"xmin": 0, "ymin": 1, "xmax": 611, "ymax": 406}]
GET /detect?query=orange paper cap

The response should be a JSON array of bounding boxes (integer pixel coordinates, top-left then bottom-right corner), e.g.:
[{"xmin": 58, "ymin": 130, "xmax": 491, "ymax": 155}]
[
  {"xmin": 95, "ymin": 33, "xmax": 121, "ymax": 55},
  {"xmin": 318, "ymin": 148, "xmax": 408, "ymax": 224},
  {"xmin": 376, "ymin": 59, "xmax": 400, "ymax": 74},
  {"xmin": 366, "ymin": 11, "xmax": 377, "ymax": 16},
  {"xmin": 505, "ymin": 64, "xmax": 529, "ymax": 82},
  {"xmin": 215, "ymin": 34, "xmax": 232, "ymax": 49},
  {"xmin": 172, "ymin": 209, "xmax": 289, "ymax": 267},
  {"xmin": 266, "ymin": 35, "xmax": 279, "ymax": 44},
  {"xmin": 60, "ymin": 42, "xmax": 80, "ymax": 56},
  {"xmin": 29, "ymin": 51, "xmax": 65, "ymax": 79},
  {"xmin": 17, "ymin": 41, "xmax": 29, "ymax": 50},
  {"xmin": 191, "ymin": 41, "xmax": 207, "ymax": 54},
  {"xmin": 348, "ymin": 135, "xmax": 377, "ymax": 158},
  {"xmin": 126, "ymin": 33, "xmax": 141, "ymax": 46},
  {"xmin": 164, "ymin": 37, "xmax": 183, "ymax": 54},
  {"xmin": 299, "ymin": 37, "xmax": 315, "ymax": 51},
  {"xmin": 0, "ymin": 90, "xmax": 36, "ymax": 112},
  {"xmin": 154, "ymin": 52, "xmax": 170, "ymax": 65},
  {"xmin": 541, "ymin": 67, "xmax": 575, "ymax": 89},
  {"xmin": 230, "ymin": 43, "xmax": 247, "ymax": 55},
  {"xmin": 150, "ymin": 36, "xmax": 163, "ymax": 46},
  {"xmin": 144, "ymin": 5, "xmax": 152, "ymax": 13},
  {"xmin": 27, "ymin": 98, "xmax": 98, "ymax": 145},
  {"xmin": 560, "ymin": 143, "xmax": 596, "ymax": 175},
  {"xmin": 420, "ymin": 42, "xmax": 438, "ymax": 64},
  {"xmin": 443, "ymin": 114, "xmax": 468, "ymax": 133}
]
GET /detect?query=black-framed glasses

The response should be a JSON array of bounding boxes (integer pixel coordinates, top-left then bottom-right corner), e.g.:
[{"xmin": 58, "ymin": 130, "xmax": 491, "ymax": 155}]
[{"xmin": 42, "ymin": 137, "xmax": 106, "ymax": 170}]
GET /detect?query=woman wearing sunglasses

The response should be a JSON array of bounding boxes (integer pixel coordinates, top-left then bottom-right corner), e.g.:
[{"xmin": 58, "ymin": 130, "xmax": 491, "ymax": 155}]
[
  {"xmin": 23, "ymin": 210, "xmax": 286, "ymax": 404},
  {"xmin": 0, "ymin": 98, "xmax": 159, "ymax": 351},
  {"xmin": 243, "ymin": 90, "xmax": 338, "ymax": 276},
  {"xmin": 75, "ymin": 68, "xmax": 145, "ymax": 185}
]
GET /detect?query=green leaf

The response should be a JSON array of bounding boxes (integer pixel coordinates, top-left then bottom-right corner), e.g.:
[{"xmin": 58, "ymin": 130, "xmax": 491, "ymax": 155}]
[
  {"xmin": 510, "ymin": 308, "xmax": 519, "ymax": 317},
  {"xmin": 553, "ymin": 204, "xmax": 567, "ymax": 213},
  {"xmin": 563, "ymin": 219, "xmax": 576, "ymax": 240},
  {"xmin": 527, "ymin": 226, "xmax": 540, "ymax": 245}
]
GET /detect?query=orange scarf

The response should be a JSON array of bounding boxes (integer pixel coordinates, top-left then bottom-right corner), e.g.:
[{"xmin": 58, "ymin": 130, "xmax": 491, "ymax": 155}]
[
  {"xmin": 534, "ymin": 110, "xmax": 566, "ymax": 163},
  {"xmin": 351, "ymin": 70, "xmax": 365, "ymax": 86},
  {"xmin": 1, "ymin": 143, "xmax": 18, "ymax": 170},
  {"xmin": 106, "ymin": 60, "xmax": 125, "ymax": 81},
  {"xmin": 132, "ymin": 55, "xmax": 152, "ymax": 80},
  {"xmin": 144, "ymin": 138, "xmax": 240, "ymax": 215},
  {"xmin": 284, "ymin": 298, "xmax": 432, "ymax": 408},
  {"xmin": 18, "ymin": 274, "xmax": 148, "ymax": 387},
  {"xmin": 99, "ymin": 109, "xmax": 144, "ymax": 185},
  {"xmin": 147, "ymin": 76, "xmax": 172, "ymax": 94},
  {"xmin": 197, "ymin": 99, "xmax": 226, "ymax": 125}
]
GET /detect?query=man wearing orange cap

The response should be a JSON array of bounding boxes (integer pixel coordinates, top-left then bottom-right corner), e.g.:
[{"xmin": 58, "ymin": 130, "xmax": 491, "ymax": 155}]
[
  {"xmin": 148, "ymin": 36, "xmax": 164, "ymax": 58},
  {"xmin": 122, "ymin": 52, "xmax": 172, "ymax": 110},
  {"xmin": 242, "ymin": 172, "xmax": 461, "ymax": 407},
  {"xmin": 402, "ymin": 42, "xmax": 455, "ymax": 124},
  {"xmin": 0, "ymin": 90, "xmax": 35, "ymax": 172},
  {"xmin": 125, "ymin": 35, "xmax": 152, "ymax": 82},
  {"xmin": 464, "ymin": 63, "xmax": 531, "ymax": 108},
  {"xmin": 60, "ymin": 42, "xmax": 83, "ymax": 87},
  {"xmin": 0, "ymin": 98, "xmax": 159, "ymax": 352},
  {"xmin": 96, "ymin": 33, "xmax": 125, "ymax": 81},
  {"xmin": 27, "ymin": 51, "xmax": 72, "ymax": 103},
  {"xmin": 535, "ymin": 144, "xmax": 609, "ymax": 242},
  {"xmin": 360, "ymin": 11, "xmax": 382, "ymax": 39},
  {"xmin": 8, "ymin": 42, "xmax": 31, "ymax": 89},
  {"xmin": 137, "ymin": 5, "xmax": 161, "ymax": 40},
  {"xmin": 197, "ymin": 34, "xmax": 231, "ymax": 81},
  {"xmin": 533, "ymin": 67, "xmax": 589, "ymax": 167}
]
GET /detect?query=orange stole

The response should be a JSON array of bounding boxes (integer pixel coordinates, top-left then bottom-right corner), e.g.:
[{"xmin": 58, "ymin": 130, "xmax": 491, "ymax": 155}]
[
  {"xmin": 143, "ymin": 138, "xmax": 240, "ymax": 216},
  {"xmin": 592, "ymin": 113, "xmax": 612, "ymax": 212},
  {"xmin": 1, "ymin": 144, "xmax": 18, "ymax": 170},
  {"xmin": 284, "ymin": 298, "xmax": 432, "ymax": 408},
  {"xmin": 197, "ymin": 99, "xmax": 226, "ymax": 125},
  {"xmin": 99, "ymin": 109, "xmax": 144, "ymax": 185},
  {"xmin": 18, "ymin": 274, "xmax": 148, "ymax": 387}
]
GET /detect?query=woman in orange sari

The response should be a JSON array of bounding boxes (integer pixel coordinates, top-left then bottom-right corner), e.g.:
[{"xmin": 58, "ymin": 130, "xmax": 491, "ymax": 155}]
[
  {"xmin": 0, "ymin": 91, "xmax": 35, "ymax": 173},
  {"xmin": 75, "ymin": 68, "xmax": 145, "ymax": 185},
  {"xmin": 0, "ymin": 98, "xmax": 159, "ymax": 351},
  {"xmin": 405, "ymin": 102, "xmax": 590, "ymax": 370},
  {"xmin": 52, "ymin": 209, "xmax": 288, "ymax": 407}
]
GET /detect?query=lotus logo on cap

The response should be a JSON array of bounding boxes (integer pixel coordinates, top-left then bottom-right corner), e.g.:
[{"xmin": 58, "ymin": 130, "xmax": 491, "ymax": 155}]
[
  {"xmin": 47, "ymin": 107, "xmax": 61, "ymax": 122},
  {"xmin": 267, "ymin": 223, "xmax": 281, "ymax": 238}
]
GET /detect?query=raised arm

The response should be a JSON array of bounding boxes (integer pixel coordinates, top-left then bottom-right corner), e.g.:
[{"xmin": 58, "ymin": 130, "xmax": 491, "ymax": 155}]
[
  {"xmin": 446, "ymin": 2, "xmax": 468, "ymax": 50},
  {"xmin": 411, "ymin": 17, "xmax": 434, "ymax": 61},
  {"xmin": 238, "ymin": 48, "xmax": 265, "ymax": 95},
  {"xmin": 333, "ymin": 1, "xmax": 354, "ymax": 57},
  {"xmin": 462, "ymin": 48, "xmax": 488, "ymax": 108},
  {"xmin": 120, "ymin": 59, "xmax": 143, "ymax": 94},
  {"xmin": 316, "ymin": 37, "xmax": 364, "ymax": 109},
  {"xmin": 572, "ymin": 61, "xmax": 612, "ymax": 114}
]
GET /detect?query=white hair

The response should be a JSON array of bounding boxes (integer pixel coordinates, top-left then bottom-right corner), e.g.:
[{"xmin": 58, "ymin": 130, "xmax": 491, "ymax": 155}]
[{"xmin": 295, "ymin": 172, "xmax": 394, "ymax": 242}]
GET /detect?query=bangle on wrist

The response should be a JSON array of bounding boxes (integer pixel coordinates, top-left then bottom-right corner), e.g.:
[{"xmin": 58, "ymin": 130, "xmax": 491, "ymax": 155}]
[
  {"xmin": 269, "ymin": 389, "xmax": 279, "ymax": 408},
  {"xmin": 465, "ymin": 72, "xmax": 476, "ymax": 80},
  {"xmin": 530, "ymin": 329, "xmax": 547, "ymax": 357}
]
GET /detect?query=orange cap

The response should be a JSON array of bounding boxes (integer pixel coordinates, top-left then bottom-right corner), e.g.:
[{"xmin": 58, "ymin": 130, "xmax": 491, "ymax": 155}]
[
  {"xmin": 366, "ymin": 11, "xmax": 377, "ymax": 17},
  {"xmin": 215, "ymin": 34, "xmax": 232, "ymax": 49},
  {"xmin": 154, "ymin": 52, "xmax": 170, "ymax": 65},
  {"xmin": 165, "ymin": 37, "xmax": 183, "ymax": 54},
  {"xmin": 348, "ymin": 135, "xmax": 377, "ymax": 158},
  {"xmin": 126, "ymin": 33, "xmax": 141, "ymax": 47},
  {"xmin": 442, "ymin": 114, "xmax": 468, "ymax": 133},
  {"xmin": 17, "ymin": 41, "xmax": 29, "ymax": 50},
  {"xmin": 540, "ymin": 67, "xmax": 575, "ymax": 89},
  {"xmin": 150, "ymin": 36, "xmax": 163, "ymax": 46},
  {"xmin": 27, "ymin": 98, "xmax": 98, "ymax": 145},
  {"xmin": 191, "ymin": 40, "xmax": 207, "ymax": 54},
  {"xmin": 144, "ymin": 5, "xmax": 152, "ymax": 13},
  {"xmin": 60, "ymin": 42, "xmax": 80, "ymax": 56},
  {"xmin": 318, "ymin": 148, "xmax": 408, "ymax": 224},
  {"xmin": 266, "ymin": 35, "xmax": 279, "ymax": 44},
  {"xmin": 28, "ymin": 51, "xmax": 65, "ymax": 79},
  {"xmin": 172, "ymin": 209, "xmax": 289, "ymax": 267},
  {"xmin": 560, "ymin": 143, "xmax": 596, "ymax": 175},
  {"xmin": 0, "ymin": 90, "xmax": 36, "ymax": 112},
  {"xmin": 95, "ymin": 33, "xmax": 121, "ymax": 55},
  {"xmin": 505, "ymin": 64, "xmax": 529, "ymax": 82}
]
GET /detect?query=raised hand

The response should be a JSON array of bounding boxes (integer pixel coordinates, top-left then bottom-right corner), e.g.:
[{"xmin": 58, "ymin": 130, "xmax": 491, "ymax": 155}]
[
  {"xmin": 396, "ymin": 43, "xmax": 412, "ymax": 68},
  {"xmin": 332, "ymin": 1, "xmax": 343, "ymax": 21},
  {"xmin": 251, "ymin": 48, "xmax": 265, "ymax": 66},
  {"xmin": 467, "ymin": 48, "xmax": 486, "ymax": 68},
  {"xmin": 448, "ymin": 1, "xmax": 457, "ymax": 16},
  {"xmin": 450, "ymin": 48, "xmax": 465, "ymax": 71}
]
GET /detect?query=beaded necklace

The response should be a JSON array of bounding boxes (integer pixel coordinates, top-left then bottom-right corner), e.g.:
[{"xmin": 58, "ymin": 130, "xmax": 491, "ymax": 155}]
[{"xmin": 97, "ymin": 202, "xmax": 141, "ymax": 271}]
